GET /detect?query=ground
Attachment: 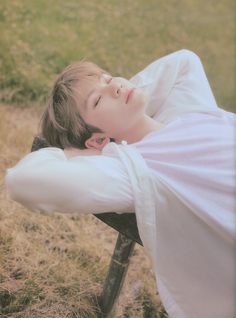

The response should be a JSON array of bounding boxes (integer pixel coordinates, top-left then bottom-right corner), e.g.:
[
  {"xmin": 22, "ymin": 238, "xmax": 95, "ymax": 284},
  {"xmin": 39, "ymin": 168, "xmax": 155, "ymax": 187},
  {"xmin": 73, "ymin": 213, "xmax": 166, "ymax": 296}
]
[{"xmin": 0, "ymin": 103, "xmax": 166, "ymax": 318}]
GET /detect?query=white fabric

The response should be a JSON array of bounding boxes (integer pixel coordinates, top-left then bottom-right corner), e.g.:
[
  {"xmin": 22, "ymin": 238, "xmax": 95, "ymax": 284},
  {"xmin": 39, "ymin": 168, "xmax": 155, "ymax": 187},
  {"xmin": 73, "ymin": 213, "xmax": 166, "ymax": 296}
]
[
  {"xmin": 5, "ymin": 49, "xmax": 220, "ymax": 215},
  {"xmin": 5, "ymin": 49, "xmax": 236, "ymax": 317},
  {"xmin": 130, "ymin": 49, "xmax": 218, "ymax": 122},
  {"xmin": 102, "ymin": 109, "xmax": 236, "ymax": 318},
  {"xmin": 6, "ymin": 148, "xmax": 133, "ymax": 214}
]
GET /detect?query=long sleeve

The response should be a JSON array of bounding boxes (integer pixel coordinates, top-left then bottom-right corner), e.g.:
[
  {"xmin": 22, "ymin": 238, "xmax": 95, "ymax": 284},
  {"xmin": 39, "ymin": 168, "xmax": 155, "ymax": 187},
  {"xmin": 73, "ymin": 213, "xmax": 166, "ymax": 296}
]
[
  {"xmin": 5, "ymin": 50, "xmax": 218, "ymax": 216},
  {"xmin": 105, "ymin": 111, "xmax": 236, "ymax": 318},
  {"xmin": 130, "ymin": 49, "xmax": 218, "ymax": 123},
  {"xmin": 5, "ymin": 147, "xmax": 134, "ymax": 214}
]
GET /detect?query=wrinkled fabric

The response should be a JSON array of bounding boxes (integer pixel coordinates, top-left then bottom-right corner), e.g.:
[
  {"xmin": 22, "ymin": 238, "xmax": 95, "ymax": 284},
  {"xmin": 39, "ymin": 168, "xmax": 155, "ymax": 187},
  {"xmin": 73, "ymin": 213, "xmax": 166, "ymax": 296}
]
[
  {"xmin": 5, "ymin": 49, "xmax": 236, "ymax": 317},
  {"xmin": 130, "ymin": 49, "xmax": 218, "ymax": 122},
  {"xmin": 6, "ymin": 149, "xmax": 134, "ymax": 214},
  {"xmin": 102, "ymin": 109, "xmax": 236, "ymax": 318},
  {"xmin": 5, "ymin": 50, "xmax": 221, "ymax": 217}
]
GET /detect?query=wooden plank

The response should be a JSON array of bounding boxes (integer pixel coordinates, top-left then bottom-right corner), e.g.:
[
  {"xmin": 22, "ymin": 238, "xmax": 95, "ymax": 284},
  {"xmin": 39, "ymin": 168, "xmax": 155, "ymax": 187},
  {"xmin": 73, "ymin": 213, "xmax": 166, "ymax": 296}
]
[{"xmin": 95, "ymin": 213, "xmax": 142, "ymax": 245}]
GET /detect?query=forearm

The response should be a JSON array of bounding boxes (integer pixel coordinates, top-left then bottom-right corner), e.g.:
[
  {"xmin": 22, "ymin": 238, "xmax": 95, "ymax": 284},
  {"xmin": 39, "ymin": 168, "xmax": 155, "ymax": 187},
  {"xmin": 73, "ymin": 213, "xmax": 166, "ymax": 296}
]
[
  {"xmin": 5, "ymin": 147, "xmax": 134, "ymax": 215},
  {"xmin": 130, "ymin": 49, "xmax": 218, "ymax": 122}
]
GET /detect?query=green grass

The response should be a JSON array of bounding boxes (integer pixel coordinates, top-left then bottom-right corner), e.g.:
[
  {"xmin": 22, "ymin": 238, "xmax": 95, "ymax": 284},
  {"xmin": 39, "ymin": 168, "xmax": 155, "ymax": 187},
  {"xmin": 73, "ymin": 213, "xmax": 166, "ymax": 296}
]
[
  {"xmin": 0, "ymin": 0, "xmax": 235, "ymax": 111},
  {"xmin": 0, "ymin": 1, "xmax": 235, "ymax": 316}
]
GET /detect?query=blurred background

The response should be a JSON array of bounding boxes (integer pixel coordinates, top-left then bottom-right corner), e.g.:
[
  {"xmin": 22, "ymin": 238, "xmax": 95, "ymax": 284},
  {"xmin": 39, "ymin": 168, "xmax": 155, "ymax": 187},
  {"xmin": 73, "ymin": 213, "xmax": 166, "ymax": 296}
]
[
  {"xmin": 0, "ymin": 1, "xmax": 235, "ymax": 317},
  {"xmin": 0, "ymin": 0, "xmax": 235, "ymax": 110}
]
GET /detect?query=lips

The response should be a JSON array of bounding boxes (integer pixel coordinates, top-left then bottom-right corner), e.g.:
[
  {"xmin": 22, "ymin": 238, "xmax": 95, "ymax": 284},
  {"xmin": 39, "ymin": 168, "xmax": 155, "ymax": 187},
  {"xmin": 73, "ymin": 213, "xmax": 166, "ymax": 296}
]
[{"xmin": 125, "ymin": 89, "xmax": 134, "ymax": 104}]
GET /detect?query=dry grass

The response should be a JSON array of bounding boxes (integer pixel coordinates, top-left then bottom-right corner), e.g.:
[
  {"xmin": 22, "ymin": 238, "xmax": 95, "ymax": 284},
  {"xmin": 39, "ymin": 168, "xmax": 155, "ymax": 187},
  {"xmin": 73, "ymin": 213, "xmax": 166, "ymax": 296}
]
[
  {"xmin": 1, "ymin": 1, "xmax": 234, "ymax": 315},
  {"xmin": 0, "ymin": 103, "xmax": 166, "ymax": 317}
]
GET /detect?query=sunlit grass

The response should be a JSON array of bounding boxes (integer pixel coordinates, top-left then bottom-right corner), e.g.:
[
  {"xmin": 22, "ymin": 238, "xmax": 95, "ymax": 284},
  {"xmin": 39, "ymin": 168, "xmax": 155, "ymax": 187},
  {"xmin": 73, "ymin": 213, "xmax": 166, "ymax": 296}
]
[
  {"xmin": 0, "ymin": 0, "xmax": 235, "ymax": 316},
  {"xmin": 0, "ymin": 0, "xmax": 235, "ymax": 111},
  {"xmin": 0, "ymin": 105, "xmax": 165, "ymax": 317}
]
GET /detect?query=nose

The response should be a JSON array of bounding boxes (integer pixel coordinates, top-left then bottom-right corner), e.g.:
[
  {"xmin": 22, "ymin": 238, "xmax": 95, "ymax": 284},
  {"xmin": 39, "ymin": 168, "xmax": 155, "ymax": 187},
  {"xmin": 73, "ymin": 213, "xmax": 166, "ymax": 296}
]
[{"xmin": 105, "ymin": 81, "xmax": 122, "ymax": 98}]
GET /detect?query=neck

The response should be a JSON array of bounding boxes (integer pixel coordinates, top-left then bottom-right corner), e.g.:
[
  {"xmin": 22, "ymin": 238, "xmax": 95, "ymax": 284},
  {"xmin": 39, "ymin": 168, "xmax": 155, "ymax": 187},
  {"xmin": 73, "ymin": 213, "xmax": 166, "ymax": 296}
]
[{"xmin": 115, "ymin": 115, "xmax": 164, "ymax": 144}]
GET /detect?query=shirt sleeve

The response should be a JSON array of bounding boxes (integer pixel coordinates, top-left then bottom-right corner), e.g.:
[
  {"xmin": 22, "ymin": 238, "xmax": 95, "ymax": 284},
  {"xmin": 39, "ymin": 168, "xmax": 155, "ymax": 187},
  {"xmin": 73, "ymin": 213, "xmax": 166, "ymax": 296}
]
[
  {"xmin": 130, "ymin": 49, "xmax": 218, "ymax": 123},
  {"xmin": 5, "ymin": 147, "xmax": 134, "ymax": 215}
]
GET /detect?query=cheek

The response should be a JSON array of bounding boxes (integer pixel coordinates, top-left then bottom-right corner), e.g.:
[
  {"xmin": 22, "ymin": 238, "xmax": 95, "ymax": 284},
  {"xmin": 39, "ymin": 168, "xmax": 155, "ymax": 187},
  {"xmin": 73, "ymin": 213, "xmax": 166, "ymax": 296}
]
[{"xmin": 89, "ymin": 108, "xmax": 114, "ymax": 130}]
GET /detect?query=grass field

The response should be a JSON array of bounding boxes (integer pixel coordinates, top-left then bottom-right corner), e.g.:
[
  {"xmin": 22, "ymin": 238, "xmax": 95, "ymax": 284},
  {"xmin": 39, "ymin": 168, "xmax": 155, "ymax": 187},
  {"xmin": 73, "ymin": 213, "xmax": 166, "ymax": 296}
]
[
  {"xmin": 0, "ymin": 0, "xmax": 235, "ymax": 111},
  {"xmin": 0, "ymin": 0, "xmax": 235, "ymax": 317},
  {"xmin": 0, "ymin": 105, "xmax": 165, "ymax": 317}
]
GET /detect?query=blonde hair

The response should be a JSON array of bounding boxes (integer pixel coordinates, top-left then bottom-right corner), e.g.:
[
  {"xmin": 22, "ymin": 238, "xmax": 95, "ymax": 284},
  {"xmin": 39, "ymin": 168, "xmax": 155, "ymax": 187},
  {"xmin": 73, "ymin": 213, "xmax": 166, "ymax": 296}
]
[{"xmin": 40, "ymin": 61, "xmax": 108, "ymax": 149}]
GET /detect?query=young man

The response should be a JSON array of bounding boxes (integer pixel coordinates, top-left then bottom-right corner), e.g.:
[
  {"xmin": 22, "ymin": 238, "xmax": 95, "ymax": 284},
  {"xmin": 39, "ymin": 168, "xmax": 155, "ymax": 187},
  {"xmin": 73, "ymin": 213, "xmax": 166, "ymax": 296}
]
[
  {"xmin": 6, "ymin": 50, "xmax": 236, "ymax": 318},
  {"xmin": 40, "ymin": 57, "xmax": 163, "ymax": 154}
]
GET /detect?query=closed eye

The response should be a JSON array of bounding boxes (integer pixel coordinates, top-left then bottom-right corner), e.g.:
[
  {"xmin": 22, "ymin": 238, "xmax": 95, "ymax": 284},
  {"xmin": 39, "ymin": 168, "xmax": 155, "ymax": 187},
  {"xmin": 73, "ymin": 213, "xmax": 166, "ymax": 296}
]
[{"xmin": 94, "ymin": 96, "xmax": 101, "ymax": 107}]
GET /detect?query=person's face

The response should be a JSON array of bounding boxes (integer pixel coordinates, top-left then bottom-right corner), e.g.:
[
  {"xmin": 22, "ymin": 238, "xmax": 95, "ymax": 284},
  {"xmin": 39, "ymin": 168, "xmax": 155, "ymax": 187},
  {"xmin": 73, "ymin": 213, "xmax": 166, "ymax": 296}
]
[{"xmin": 76, "ymin": 73, "xmax": 148, "ymax": 139}]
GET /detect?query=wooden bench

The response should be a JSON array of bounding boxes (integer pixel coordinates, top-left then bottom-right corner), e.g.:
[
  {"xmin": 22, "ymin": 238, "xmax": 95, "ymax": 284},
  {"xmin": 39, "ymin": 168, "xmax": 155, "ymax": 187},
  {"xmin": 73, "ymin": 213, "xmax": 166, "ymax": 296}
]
[{"xmin": 31, "ymin": 136, "xmax": 142, "ymax": 317}]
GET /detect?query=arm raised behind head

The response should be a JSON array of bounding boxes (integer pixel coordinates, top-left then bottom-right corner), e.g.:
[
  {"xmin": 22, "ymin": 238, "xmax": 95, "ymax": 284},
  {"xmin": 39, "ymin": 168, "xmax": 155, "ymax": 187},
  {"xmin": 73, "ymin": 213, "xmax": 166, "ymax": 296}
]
[
  {"xmin": 130, "ymin": 49, "xmax": 218, "ymax": 123},
  {"xmin": 5, "ymin": 147, "xmax": 134, "ymax": 215}
]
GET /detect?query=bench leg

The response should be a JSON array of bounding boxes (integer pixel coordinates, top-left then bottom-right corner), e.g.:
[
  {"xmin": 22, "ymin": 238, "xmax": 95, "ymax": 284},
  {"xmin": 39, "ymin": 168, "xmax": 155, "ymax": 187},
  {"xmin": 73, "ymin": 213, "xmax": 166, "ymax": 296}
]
[{"xmin": 99, "ymin": 233, "xmax": 136, "ymax": 317}]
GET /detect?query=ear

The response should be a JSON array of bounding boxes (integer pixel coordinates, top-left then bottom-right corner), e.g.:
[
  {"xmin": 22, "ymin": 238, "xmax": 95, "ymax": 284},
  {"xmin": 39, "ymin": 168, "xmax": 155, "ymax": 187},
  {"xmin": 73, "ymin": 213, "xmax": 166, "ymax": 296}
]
[{"xmin": 85, "ymin": 133, "xmax": 111, "ymax": 150}]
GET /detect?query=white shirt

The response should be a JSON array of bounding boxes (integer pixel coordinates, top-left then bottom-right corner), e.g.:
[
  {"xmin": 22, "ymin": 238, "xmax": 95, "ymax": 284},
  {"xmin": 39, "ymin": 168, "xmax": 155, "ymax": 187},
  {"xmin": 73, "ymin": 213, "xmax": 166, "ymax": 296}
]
[
  {"xmin": 5, "ymin": 50, "xmax": 236, "ymax": 318},
  {"xmin": 104, "ymin": 50, "xmax": 236, "ymax": 317},
  {"xmin": 103, "ymin": 109, "xmax": 235, "ymax": 318}
]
